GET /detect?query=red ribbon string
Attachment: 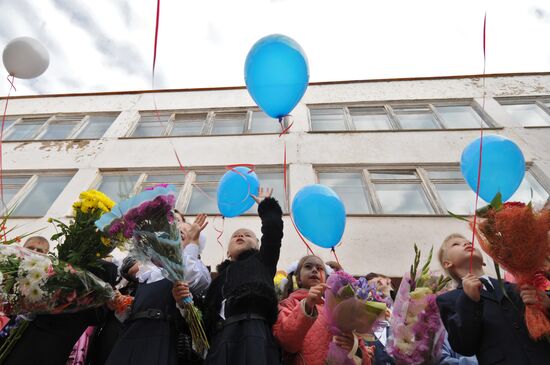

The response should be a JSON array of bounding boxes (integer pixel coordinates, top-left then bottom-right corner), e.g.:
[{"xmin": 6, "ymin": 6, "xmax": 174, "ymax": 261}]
[
  {"xmin": 469, "ymin": 12, "xmax": 487, "ymax": 273},
  {"xmin": 152, "ymin": 0, "xmax": 161, "ymax": 84}
]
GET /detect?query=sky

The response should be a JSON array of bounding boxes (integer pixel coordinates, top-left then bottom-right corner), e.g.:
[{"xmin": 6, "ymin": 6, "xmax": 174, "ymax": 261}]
[{"xmin": 0, "ymin": 0, "xmax": 549, "ymax": 96}]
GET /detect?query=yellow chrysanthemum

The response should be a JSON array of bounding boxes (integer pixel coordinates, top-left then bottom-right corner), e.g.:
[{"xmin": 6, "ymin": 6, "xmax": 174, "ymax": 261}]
[
  {"xmin": 73, "ymin": 190, "xmax": 115, "ymax": 215},
  {"xmin": 100, "ymin": 236, "xmax": 111, "ymax": 246}
]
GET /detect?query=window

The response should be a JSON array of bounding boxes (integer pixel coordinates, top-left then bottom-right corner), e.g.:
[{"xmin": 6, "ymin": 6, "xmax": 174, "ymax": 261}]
[
  {"xmin": 1, "ymin": 173, "xmax": 74, "ymax": 217},
  {"xmin": 500, "ymin": 101, "xmax": 550, "ymax": 127},
  {"xmin": 131, "ymin": 110, "xmax": 284, "ymax": 137},
  {"xmin": 309, "ymin": 102, "xmax": 490, "ymax": 131},
  {"xmin": 211, "ymin": 113, "xmax": 247, "ymax": 135},
  {"xmin": 96, "ymin": 169, "xmax": 288, "ymax": 215},
  {"xmin": 2, "ymin": 114, "xmax": 117, "ymax": 141},
  {"xmin": 316, "ymin": 167, "xmax": 549, "ymax": 215}
]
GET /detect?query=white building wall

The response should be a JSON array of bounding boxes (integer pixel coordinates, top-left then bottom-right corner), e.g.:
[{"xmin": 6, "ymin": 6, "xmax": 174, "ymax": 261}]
[{"xmin": 3, "ymin": 73, "xmax": 550, "ymax": 276}]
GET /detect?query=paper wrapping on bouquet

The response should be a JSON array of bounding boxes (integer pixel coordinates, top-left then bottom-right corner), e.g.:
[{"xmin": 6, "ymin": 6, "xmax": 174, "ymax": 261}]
[
  {"xmin": 0, "ymin": 245, "xmax": 114, "ymax": 316},
  {"xmin": 324, "ymin": 272, "xmax": 387, "ymax": 365},
  {"xmin": 387, "ymin": 273, "xmax": 446, "ymax": 365}
]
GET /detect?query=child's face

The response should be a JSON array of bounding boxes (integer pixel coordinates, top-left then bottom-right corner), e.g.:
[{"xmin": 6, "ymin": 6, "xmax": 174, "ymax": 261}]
[
  {"xmin": 298, "ymin": 257, "xmax": 326, "ymax": 289},
  {"xmin": 442, "ymin": 236, "xmax": 484, "ymax": 272},
  {"xmin": 228, "ymin": 229, "xmax": 258, "ymax": 260}
]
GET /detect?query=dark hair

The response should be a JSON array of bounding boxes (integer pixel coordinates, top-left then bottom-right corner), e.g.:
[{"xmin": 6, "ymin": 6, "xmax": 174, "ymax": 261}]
[
  {"xmin": 120, "ymin": 256, "xmax": 137, "ymax": 282},
  {"xmin": 282, "ymin": 255, "xmax": 323, "ymax": 299}
]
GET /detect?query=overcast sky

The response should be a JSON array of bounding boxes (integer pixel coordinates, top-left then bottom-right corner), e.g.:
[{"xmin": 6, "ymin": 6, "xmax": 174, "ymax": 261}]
[{"xmin": 0, "ymin": 0, "xmax": 549, "ymax": 96}]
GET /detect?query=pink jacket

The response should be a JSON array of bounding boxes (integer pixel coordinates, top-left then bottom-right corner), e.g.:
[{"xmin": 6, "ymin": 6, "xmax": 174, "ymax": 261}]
[{"xmin": 273, "ymin": 289, "xmax": 332, "ymax": 365}]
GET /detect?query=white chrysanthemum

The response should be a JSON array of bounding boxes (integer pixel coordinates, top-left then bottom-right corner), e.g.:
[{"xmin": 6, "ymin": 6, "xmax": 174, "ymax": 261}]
[
  {"xmin": 0, "ymin": 271, "xmax": 3, "ymax": 286},
  {"xmin": 18, "ymin": 277, "xmax": 32, "ymax": 296},
  {"xmin": 0, "ymin": 245, "xmax": 19, "ymax": 258},
  {"xmin": 20, "ymin": 256, "xmax": 42, "ymax": 271},
  {"xmin": 25, "ymin": 284, "xmax": 45, "ymax": 303},
  {"xmin": 27, "ymin": 268, "xmax": 48, "ymax": 285}
]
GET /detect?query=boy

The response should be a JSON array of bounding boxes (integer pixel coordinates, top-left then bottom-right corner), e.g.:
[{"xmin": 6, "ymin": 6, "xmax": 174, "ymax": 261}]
[{"xmin": 436, "ymin": 233, "xmax": 550, "ymax": 365}]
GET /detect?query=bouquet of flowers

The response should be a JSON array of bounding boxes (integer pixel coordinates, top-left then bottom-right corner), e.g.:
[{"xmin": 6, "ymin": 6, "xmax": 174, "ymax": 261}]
[
  {"xmin": 49, "ymin": 190, "xmax": 119, "ymax": 271},
  {"xmin": 473, "ymin": 193, "xmax": 550, "ymax": 339},
  {"xmin": 387, "ymin": 245, "xmax": 451, "ymax": 365},
  {"xmin": 0, "ymin": 245, "xmax": 115, "ymax": 316},
  {"xmin": 95, "ymin": 184, "xmax": 209, "ymax": 353},
  {"xmin": 324, "ymin": 271, "xmax": 388, "ymax": 365}
]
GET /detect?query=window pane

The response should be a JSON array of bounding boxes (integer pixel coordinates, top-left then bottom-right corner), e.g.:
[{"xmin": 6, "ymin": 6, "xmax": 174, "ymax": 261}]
[
  {"xmin": 310, "ymin": 109, "xmax": 346, "ymax": 131},
  {"xmin": 142, "ymin": 174, "xmax": 186, "ymax": 191},
  {"xmin": 435, "ymin": 183, "xmax": 479, "ymax": 215},
  {"xmin": 98, "ymin": 175, "xmax": 140, "ymax": 202},
  {"xmin": 370, "ymin": 171, "xmax": 418, "ymax": 180},
  {"xmin": 13, "ymin": 176, "xmax": 72, "ymax": 217},
  {"xmin": 374, "ymin": 183, "xmax": 433, "ymax": 214},
  {"xmin": 211, "ymin": 113, "xmax": 246, "ymax": 135},
  {"xmin": 187, "ymin": 185, "xmax": 218, "ymax": 214},
  {"xmin": 394, "ymin": 108, "xmax": 438, "ymax": 129},
  {"xmin": 132, "ymin": 115, "xmax": 169, "ymax": 137},
  {"xmin": 427, "ymin": 170, "xmax": 464, "ymax": 180},
  {"xmin": 319, "ymin": 172, "xmax": 371, "ymax": 214},
  {"xmin": 437, "ymin": 106, "xmax": 488, "ymax": 128},
  {"xmin": 502, "ymin": 104, "xmax": 550, "ymax": 127},
  {"xmin": 5, "ymin": 120, "xmax": 45, "ymax": 140},
  {"xmin": 1, "ymin": 176, "xmax": 31, "ymax": 209},
  {"xmin": 509, "ymin": 173, "xmax": 549, "ymax": 205},
  {"xmin": 77, "ymin": 115, "xmax": 115, "ymax": 139},
  {"xmin": 2, "ymin": 118, "xmax": 16, "ymax": 132},
  {"xmin": 250, "ymin": 111, "xmax": 280, "ymax": 133},
  {"xmin": 350, "ymin": 107, "xmax": 392, "ymax": 130},
  {"xmin": 170, "ymin": 114, "xmax": 205, "ymax": 136},
  {"xmin": 38, "ymin": 123, "xmax": 77, "ymax": 140},
  {"xmin": 245, "ymin": 172, "xmax": 287, "ymax": 213},
  {"xmin": 195, "ymin": 174, "xmax": 224, "ymax": 182}
]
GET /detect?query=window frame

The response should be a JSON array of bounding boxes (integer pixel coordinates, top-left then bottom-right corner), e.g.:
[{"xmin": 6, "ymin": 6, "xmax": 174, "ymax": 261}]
[
  {"xmin": 497, "ymin": 97, "xmax": 550, "ymax": 128},
  {"xmin": 95, "ymin": 167, "xmax": 289, "ymax": 215},
  {"xmin": 129, "ymin": 109, "xmax": 286, "ymax": 138},
  {"xmin": 2, "ymin": 113, "xmax": 118, "ymax": 141},
  {"xmin": 308, "ymin": 99, "xmax": 497, "ymax": 132},
  {"xmin": 1, "ymin": 171, "xmax": 75, "ymax": 218},
  {"xmin": 315, "ymin": 164, "xmax": 549, "ymax": 216}
]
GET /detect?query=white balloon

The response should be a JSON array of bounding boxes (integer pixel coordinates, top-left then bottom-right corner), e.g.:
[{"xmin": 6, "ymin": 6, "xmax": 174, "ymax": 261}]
[{"xmin": 2, "ymin": 37, "xmax": 50, "ymax": 79}]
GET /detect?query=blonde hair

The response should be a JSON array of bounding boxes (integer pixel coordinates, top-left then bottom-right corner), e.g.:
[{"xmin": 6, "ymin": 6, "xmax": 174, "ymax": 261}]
[{"xmin": 438, "ymin": 233, "xmax": 468, "ymax": 282}]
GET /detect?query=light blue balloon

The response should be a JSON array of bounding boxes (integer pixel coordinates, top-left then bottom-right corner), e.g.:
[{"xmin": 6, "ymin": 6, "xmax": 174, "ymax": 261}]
[
  {"xmin": 217, "ymin": 166, "xmax": 260, "ymax": 218},
  {"xmin": 292, "ymin": 184, "xmax": 346, "ymax": 249},
  {"xmin": 245, "ymin": 34, "xmax": 309, "ymax": 119},
  {"xmin": 461, "ymin": 135, "xmax": 525, "ymax": 203}
]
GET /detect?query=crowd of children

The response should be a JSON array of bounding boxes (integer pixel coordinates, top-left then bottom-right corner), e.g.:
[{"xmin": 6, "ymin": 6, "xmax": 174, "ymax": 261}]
[{"xmin": 1, "ymin": 189, "xmax": 549, "ymax": 365}]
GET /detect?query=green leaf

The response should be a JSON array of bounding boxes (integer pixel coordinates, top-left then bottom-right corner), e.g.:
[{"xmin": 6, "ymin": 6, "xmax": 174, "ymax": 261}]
[
  {"xmin": 489, "ymin": 192, "xmax": 502, "ymax": 210},
  {"xmin": 447, "ymin": 210, "xmax": 470, "ymax": 222}
]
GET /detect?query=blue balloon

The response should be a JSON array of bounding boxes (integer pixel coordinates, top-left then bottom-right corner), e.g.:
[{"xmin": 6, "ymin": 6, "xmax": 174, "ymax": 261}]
[
  {"xmin": 292, "ymin": 184, "xmax": 346, "ymax": 249},
  {"xmin": 245, "ymin": 34, "xmax": 309, "ymax": 119},
  {"xmin": 217, "ymin": 167, "xmax": 260, "ymax": 218},
  {"xmin": 461, "ymin": 135, "xmax": 525, "ymax": 202}
]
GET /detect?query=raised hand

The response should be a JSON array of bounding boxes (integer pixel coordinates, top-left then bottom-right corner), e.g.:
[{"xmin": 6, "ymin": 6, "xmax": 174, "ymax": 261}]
[
  {"xmin": 251, "ymin": 187, "xmax": 273, "ymax": 205},
  {"xmin": 305, "ymin": 283, "xmax": 327, "ymax": 314},
  {"xmin": 182, "ymin": 214, "xmax": 208, "ymax": 246}
]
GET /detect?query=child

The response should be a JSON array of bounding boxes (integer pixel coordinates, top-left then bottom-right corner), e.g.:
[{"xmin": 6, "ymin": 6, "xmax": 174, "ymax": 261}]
[
  {"xmin": 273, "ymin": 255, "xmax": 368, "ymax": 365},
  {"xmin": 203, "ymin": 188, "xmax": 283, "ymax": 365},
  {"xmin": 436, "ymin": 233, "xmax": 550, "ymax": 365},
  {"xmin": 105, "ymin": 213, "xmax": 211, "ymax": 365}
]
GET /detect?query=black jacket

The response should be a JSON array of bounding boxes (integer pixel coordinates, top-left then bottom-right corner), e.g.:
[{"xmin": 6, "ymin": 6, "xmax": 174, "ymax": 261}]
[
  {"xmin": 437, "ymin": 278, "xmax": 550, "ymax": 365},
  {"xmin": 203, "ymin": 197, "xmax": 283, "ymax": 338}
]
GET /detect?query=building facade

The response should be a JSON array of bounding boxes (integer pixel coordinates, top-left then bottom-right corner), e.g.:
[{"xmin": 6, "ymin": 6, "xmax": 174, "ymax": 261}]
[{"xmin": 2, "ymin": 73, "xmax": 550, "ymax": 276}]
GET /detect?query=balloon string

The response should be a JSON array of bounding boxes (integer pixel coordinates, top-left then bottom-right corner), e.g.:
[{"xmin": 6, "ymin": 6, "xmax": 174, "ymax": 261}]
[
  {"xmin": 331, "ymin": 247, "xmax": 341, "ymax": 268},
  {"xmin": 212, "ymin": 215, "xmax": 225, "ymax": 261},
  {"xmin": 470, "ymin": 12, "xmax": 487, "ymax": 274},
  {"xmin": 278, "ymin": 116, "xmax": 315, "ymax": 255},
  {"xmin": 225, "ymin": 164, "xmax": 255, "ymax": 206}
]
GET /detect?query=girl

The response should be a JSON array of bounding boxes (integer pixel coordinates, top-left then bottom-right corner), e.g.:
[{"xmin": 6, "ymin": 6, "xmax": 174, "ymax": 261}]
[
  {"xmin": 273, "ymin": 255, "xmax": 370, "ymax": 365},
  {"xmin": 105, "ymin": 213, "xmax": 211, "ymax": 365},
  {"xmin": 203, "ymin": 188, "xmax": 283, "ymax": 365}
]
